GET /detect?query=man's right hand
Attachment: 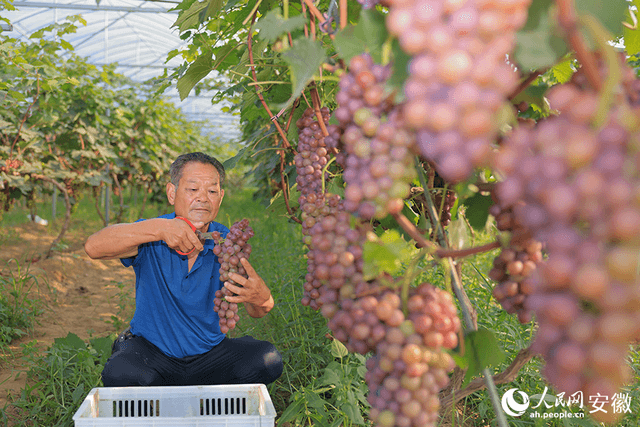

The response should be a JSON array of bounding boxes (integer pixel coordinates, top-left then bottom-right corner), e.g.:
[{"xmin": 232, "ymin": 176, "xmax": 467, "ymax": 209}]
[
  {"xmin": 85, "ymin": 217, "xmax": 203, "ymax": 260},
  {"xmin": 162, "ymin": 217, "xmax": 204, "ymax": 255}
]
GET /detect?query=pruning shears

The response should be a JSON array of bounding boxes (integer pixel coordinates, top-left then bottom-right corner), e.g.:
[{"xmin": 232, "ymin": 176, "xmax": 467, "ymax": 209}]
[{"xmin": 174, "ymin": 216, "xmax": 220, "ymax": 255}]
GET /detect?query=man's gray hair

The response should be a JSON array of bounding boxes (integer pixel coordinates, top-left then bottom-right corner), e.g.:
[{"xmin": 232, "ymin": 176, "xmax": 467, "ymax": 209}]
[{"xmin": 169, "ymin": 152, "xmax": 226, "ymax": 187}]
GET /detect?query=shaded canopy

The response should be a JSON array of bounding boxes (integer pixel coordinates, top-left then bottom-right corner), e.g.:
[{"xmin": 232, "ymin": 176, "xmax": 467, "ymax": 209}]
[{"xmin": 3, "ymin": 0, "xmax": 240, "ymax": 140}]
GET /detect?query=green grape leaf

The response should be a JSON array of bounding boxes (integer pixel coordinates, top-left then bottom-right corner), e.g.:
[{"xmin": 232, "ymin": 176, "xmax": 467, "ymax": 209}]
[
  {"xmin": 462, "ymin": 192, "xmax": 494, "ymax": 230},
  {"xmin": 357, "ymin": 8, "xmax": 388, "ymax": 63},
  {"xmin": 549, "ymin": 57, "xmax": 576, "ymax": 83},
  {"xmin": 254, "ymin": 9, "xmax": 306, "ymax": 42},
  {"xmin": 333, "ymin": 8, "xmax": 388, "ymax": 64},
  {"xmin": 279, "ymin": 37, "xmax": 326, "ymax": 109},
  {"xmin": 363, "ymin": 229, "xmax": 419, "ymax": 280},
  {"xmin": 333, "ymin": 25, "xmax": 367, "ymax": 66},
  {"xmin": 624, "ymin": 1, "xmax": 640, "ymax": 55},
  {"xmin": 172, "ymin": 0, "xmax": 224, "ymax": 32},
  {"xmin": 386, "ymin": 38, "xmax": 412, "ymax": 103},
  {"xmin": 461, "ymin": 328, "xmax": 506, "ymax": 388},
  {"xmin": 177, "ymin": 50, "xmax": 213, "ymax": 100}
]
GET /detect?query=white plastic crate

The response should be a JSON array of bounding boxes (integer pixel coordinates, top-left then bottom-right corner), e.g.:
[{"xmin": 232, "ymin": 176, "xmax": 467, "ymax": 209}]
[{"xmin": 72, "ymin": 384, "xmax": 276, "ymax": 427}]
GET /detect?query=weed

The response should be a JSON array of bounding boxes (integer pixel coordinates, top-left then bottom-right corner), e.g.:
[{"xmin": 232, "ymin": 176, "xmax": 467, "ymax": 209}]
[
  {"xmin": 104, "ymin": 281, "xmax": 134, "ymax": 332},
  {"xmin": 0, "ymin": 260, "xmax": 45, "ymax": 358},
  {"xmin": 2, "ymin": 332, "xmax": 113, "ymax": 426}
]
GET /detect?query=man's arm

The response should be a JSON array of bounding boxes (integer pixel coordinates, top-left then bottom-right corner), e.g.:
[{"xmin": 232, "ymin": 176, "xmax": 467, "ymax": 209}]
[
  {"xmin": 84, "ymin": 217, "xmax": 204, "ymax": 260},
  {"xmin": 225, "ymin": 258, "xmax": 274, "ymax": 318}
]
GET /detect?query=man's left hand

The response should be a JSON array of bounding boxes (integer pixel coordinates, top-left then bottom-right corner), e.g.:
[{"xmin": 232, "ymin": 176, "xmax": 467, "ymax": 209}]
[{"xmin": 224, "ymin": 258, "xmax": 274, "ymax": 317}]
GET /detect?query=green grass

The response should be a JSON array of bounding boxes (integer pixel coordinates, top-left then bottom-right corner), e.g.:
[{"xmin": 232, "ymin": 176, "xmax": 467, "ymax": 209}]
[{"xmin": 0, "ymin": 260, "xmax": 46, "ymax": 362}]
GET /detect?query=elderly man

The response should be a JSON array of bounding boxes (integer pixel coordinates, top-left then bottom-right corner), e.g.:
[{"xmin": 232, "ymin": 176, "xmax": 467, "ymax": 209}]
[{"xmin": 85, "ymin": 152, "xmax": 282, "ymax": 387}]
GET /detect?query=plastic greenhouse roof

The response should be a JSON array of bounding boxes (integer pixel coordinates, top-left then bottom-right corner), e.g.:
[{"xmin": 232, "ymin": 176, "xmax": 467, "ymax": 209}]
[{"xmin": 2, "ymin": 0, "xmax": 241, "ymax": 141}]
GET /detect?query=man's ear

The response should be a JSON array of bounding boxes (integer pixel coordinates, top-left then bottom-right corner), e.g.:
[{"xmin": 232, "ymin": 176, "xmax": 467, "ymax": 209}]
[
  {"xmin": 166, "ymin": 182, "xmax": 176, "ymax": 205},
  {"xmin": 219, "ymin": 189, "xmax": 225, "ymax": 206}
]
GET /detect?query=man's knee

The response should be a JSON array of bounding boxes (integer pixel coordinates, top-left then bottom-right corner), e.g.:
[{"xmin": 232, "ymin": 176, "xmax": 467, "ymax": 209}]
[
  {"xmin": 260, "ymin": 342, "xmax": 283, "ymax": 385},
  {"xmin": 101, "ymin": 337, "xmax": 164, "ymax": 387},
  {"xmin": 102, "ymin": 361, "xmax": 161, "ymax": 387}
]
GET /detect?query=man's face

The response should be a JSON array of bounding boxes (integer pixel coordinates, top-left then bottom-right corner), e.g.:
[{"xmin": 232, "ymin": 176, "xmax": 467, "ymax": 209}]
[{"xmin": 166, "ymin": 161, "xmax": 224, "ymax": 230}]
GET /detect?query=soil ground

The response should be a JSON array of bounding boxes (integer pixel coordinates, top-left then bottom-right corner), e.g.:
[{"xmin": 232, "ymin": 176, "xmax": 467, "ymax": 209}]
[{"xmin": 0, "ymin": 220, "xmax": 136, "ymax": 409}]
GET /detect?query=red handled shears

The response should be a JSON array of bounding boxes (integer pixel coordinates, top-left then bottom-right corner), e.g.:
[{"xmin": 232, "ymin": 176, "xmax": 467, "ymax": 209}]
[{"xmin": 175, "ymin": 216, "xmax": 220, "ymax": 255}]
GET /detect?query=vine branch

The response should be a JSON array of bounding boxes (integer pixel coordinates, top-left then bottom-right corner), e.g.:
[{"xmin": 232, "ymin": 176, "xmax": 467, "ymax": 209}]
[
  {"xmin": 508, "ymin": 69, "xmax": 546, "ymax": 101},
  {"xmin": 414, "ymin": 158, "xmax": 509, "ymax": 427},
  {"xmin": 556, "ymin": 0, "xmax": 602, "ymax": 91},
  {"xmin": 436, "ymin": 241, "xmax": 501, "ymax": 259},
  {"xmin": 310, "ymin": 85, "xmax": 329, "ymax": 137},
  {"xmin": 248, "ymin": 12, "xmax": 293, "ymax": 150},
  {"xmin": 440, "ymin": 346, "xmax": 535, "ymax": 410},
  {"xmin": 28, "ymin": 174, "xmax": 71, "ymax": 260}
]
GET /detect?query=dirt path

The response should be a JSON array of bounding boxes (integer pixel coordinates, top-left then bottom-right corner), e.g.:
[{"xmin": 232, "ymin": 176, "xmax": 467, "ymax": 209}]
[{"xmin": 0, "ymin": 221, "xmax": 136, "ymax": 408}]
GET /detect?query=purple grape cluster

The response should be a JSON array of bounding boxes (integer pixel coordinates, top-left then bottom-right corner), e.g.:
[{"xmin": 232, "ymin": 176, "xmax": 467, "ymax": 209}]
[
  {"xmin": 385, "ymin": 0, "xmax": 532, "ymax": 183},
  {"xmin": 213, "ymin": 218, "xmax": 254, "ymax": 334},
  {"xmin": 494, "ymin": 59, "xmax": 640, "ymax": 423},
  {"xmin": 488, "ymin": 202, "xmax": 542, "ymax": 323},
  {"xmin": 335, "ymin": 54, "xmax": 417, "ymax": 219}
]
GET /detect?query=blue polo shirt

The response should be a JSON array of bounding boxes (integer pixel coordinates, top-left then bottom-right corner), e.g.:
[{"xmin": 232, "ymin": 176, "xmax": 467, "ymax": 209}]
[{"xmin": 121, "ymin": 212, "xmax": 229, "ymax": 358}]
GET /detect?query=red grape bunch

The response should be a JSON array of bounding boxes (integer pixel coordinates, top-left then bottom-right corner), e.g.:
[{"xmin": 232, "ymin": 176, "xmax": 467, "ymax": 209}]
[
  {"xmin": 487, "ymin": 202, "xmax": 543, "ymax": 323},
  {"xmin": 494, "ymin": 59, "xmax": 640, "ymax": 422},
  {"xmin": 363, "ymin": 283, "xmax": 460, "ymax": 427},
  {"xmin": 213, "ymin": 218, "xmax": 254, "ymax": 334},
  {"xmin": 294, "ymin": 106, "xmax": 343, "ymax": 309},
  {"xmin": 299, "ymin": 192, "xmax": 345, "ymax": 309},
  {"xmin": 384, "ymin": 0, "xmax": 532, "ymax": 183},
  {"xmin": 294, "ymin": 107, "xmax": 340, "ymax": 198},
  {"xmin": 335, "ymin": 54, "xmax": 417, "ymax": 219}
]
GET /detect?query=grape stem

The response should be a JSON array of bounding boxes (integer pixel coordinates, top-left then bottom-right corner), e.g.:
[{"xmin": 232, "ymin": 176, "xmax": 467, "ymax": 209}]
[
  {"xmin": 247, "ymin": 12, "xmax": 294, "ymax": 151},
  {"xmin": 415, "ymin": 157, "xmax": 509, "ymax": 427},
  {"xmin": 278, "ymin": 139, "xmax": 302, "ymax": 224},
  {"xmin": 310, "ymin": 85, "xmax": 330, "ymax": 137},
  {"xmin": 301, "ymin": 0, "xmax": 326, "ymax": 25},
  {"xmin": 556, "ymin": 0, "xmax": 602, "ymax": 91},
  {"xmin": 436, "ymin": 241, "xmax": 501, "ymax": 259},
  {"xmin": 391, "ymin": 211, "xmax": 435, "ymax": 250},
  {"xmin": 508, "ymin": 69, "xmax": 546, "ymax": 101},
  {"xmin": 339, "ymin": 0, "xmax": 346, "ymax": 30}
]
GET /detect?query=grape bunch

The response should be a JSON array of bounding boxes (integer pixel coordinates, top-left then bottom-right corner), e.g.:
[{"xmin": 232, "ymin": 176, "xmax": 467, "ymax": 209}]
[
  {"xmin": 299, "ymin": 192, "xmax": 345, "ymax": 309},
  {"xmin": 294, "ymin": 107, "xmax": 341, "ymax": 198},
  {"xmin": 385, "ymin": 0, "xmax": 532, "ymax": 183},
  {"xmin": 488, "ymin": 202, "xmax": 542, "ymax": 323},
  {"xmin": 335, "ymin": 54, "xmax": 417, "ymax": 219},
  {"xmin": 213, "ymin": 218, "xmax": 254, "ymax": 334},
  {"xmin": 362, "ymin": 283, "xmax": 460, "ymax": 427},
  {"xmin": 494, "ymin": 58, "xmax": 640, "ymax": 422},
  {"xmin": 432, "ymin": 188, "xmax": 457, "ymax": 228}
]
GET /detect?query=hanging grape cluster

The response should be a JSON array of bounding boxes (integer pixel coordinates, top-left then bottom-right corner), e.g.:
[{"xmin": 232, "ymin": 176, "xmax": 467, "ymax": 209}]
[
  {"xmin": 494, "ymin": 57, "xmax": 640, "ymax": 422},
  {"xmin": 295, "ymin": 107, "xmax": 344, "ymax": 309},
  {"xmin": 385, "ymin": 0, "xmax": 532, "ymax": 183},
  {"xmin": 335, "ymin": 53, "xmax": 417, "ymax": 220},
  {"xmin": 213, "ymin": 218, "xmax": 254, "ymax": 334},
  {"xmin": 488, "ymin": 202, "xmax": 543, "ymax": 323},
  {"xmin": 365, "ymin": 283, "xmax": 460, "ymax": 427}
]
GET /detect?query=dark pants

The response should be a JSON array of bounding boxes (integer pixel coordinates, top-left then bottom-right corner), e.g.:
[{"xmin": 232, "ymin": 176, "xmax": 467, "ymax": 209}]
[{"xmin": 101, "ymin": 333, "xmax": 283, "ymax": 387}]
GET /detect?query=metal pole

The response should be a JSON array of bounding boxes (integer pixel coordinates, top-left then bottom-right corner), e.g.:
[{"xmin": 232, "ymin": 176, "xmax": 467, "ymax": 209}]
[
  {"xmin": 52, "ymin": 186, "xmax": 58, "ymax": 220},
  {"xmin": 105, "ymin": 164, "xmax": 110, "ymax": 226}
]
